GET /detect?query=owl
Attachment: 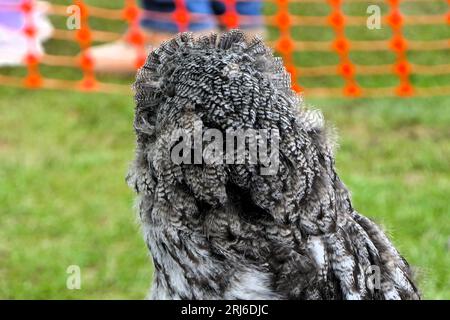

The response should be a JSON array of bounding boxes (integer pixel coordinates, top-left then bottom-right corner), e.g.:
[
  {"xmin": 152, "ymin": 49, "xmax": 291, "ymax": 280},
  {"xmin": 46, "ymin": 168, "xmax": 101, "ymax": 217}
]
[{"xmin": 127, "ymin": 30, "xmax": 420, "ymax": 300}]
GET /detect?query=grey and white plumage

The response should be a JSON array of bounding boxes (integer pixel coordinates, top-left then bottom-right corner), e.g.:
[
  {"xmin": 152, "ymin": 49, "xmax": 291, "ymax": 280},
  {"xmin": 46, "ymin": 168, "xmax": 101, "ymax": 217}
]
[{"xmin": 127, "ymin": 30, "xmax": 420, "ymax": 300}]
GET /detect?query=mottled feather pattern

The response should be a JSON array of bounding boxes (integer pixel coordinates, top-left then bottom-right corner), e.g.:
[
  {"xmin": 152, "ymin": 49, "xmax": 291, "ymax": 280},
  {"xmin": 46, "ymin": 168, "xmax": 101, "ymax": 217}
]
[{"xmin": 127, "ymin": 30, "xmax": 420, "ymax": 300}]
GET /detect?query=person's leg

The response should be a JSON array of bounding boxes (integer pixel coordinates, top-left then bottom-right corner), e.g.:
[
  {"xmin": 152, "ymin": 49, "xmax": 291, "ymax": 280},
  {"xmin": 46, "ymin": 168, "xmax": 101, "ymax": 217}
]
[
  {"xmin": 90, "ymin": 0, "xmax": 218, "ymax": 73},
  {"xmin": 210, "ymin": 0, "xmax": 265, "ymax": 38},
  {"xmin": 140, "ymin": 0, "xmax": 216, "ymax": 33}
]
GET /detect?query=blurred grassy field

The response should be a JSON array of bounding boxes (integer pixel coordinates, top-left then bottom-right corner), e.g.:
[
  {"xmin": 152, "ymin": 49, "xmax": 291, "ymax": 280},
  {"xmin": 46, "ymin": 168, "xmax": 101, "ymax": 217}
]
[{"xmin": 0, "ymin": 0, "xmax": 449, "ymax": 299}]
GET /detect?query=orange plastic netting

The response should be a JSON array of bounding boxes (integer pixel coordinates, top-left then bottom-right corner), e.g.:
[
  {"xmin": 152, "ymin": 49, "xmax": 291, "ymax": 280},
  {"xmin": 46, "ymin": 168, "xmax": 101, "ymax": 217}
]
[{"xmin": 0, "ymin": 0, "xmax": 449, "ymax": 97}]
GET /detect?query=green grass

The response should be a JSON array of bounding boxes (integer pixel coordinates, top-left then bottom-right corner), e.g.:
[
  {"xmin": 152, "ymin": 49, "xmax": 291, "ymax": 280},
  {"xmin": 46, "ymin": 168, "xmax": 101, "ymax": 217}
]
[
  {"xmin": 0, "ymin": 87, "xmax": 149, "ymax": 299},
  {"xmin": 0, "ymin": 0, "xmax": 448, "ymax": 299},
  {"xmin": 0, "ymin": 89, "xmax": 448, "ymax": 299}
]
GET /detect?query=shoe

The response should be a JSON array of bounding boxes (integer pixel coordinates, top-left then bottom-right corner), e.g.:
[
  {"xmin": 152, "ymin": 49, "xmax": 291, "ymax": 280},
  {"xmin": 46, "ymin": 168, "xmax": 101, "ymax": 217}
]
[{"xmin": 89, "ymin": 29, "xmax": 218, "ymax": 74}]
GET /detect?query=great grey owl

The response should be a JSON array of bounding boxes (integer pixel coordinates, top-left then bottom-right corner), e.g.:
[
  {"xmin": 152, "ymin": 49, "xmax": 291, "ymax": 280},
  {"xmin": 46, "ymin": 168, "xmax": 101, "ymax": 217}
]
[{"xmin": 127, "ymin": 30, "xmax": 420, "ymax": 300}]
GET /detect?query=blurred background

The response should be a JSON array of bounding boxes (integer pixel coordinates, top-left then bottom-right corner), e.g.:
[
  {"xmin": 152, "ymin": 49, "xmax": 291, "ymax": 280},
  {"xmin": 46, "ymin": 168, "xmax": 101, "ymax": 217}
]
[{"xmin": 0, "ymin": 0, "xmax": 449, "ymax": 299}]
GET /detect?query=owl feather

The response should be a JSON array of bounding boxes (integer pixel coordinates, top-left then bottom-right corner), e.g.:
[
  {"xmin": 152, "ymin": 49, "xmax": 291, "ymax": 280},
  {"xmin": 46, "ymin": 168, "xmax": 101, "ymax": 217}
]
[{"xmin": 127, "ymin": 30, "xmax": 420, "ymax": 300}]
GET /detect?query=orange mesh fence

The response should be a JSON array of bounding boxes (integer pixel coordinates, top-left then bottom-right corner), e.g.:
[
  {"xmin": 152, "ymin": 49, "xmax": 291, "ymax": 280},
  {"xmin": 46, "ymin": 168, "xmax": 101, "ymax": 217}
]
[
  {"xmin": 388, "ymin": 0, "xmax": 413, "ymax": 96},
  {"xmin": 22, "ymin": 0, "xmax": 42, "ymax": 88},
  {"xmin": 123, "ymin": 0, "xmax": 147, "ymax": 70},
  {"xmin": 328, "ymin": 0, "xmax": 361, "ymax": 96},
  {"xmin": 75, "ymin": 0, "xmax": 96, "ymax": 90},
  {"xmin": 173, "ymin": 0, "xmax": 189, "ymax": 32},
  {"xmin": 275, "ymin": 0, "xmax": 302, "ymax": 92},
  {"xmin": 0, "ymin": 0, "xmax": 449, "ymax": 97}
]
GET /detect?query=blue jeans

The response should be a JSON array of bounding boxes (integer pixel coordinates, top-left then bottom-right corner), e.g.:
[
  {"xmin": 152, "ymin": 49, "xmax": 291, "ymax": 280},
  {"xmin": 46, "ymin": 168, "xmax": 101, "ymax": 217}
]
[{"xmin": 140, "ymin": 0, "xmax": 263, "ymax": 33}]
